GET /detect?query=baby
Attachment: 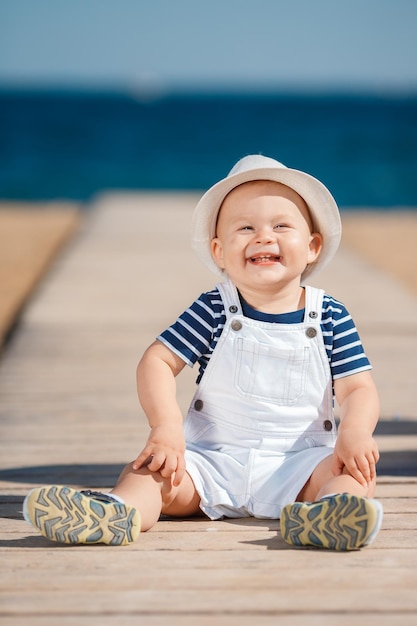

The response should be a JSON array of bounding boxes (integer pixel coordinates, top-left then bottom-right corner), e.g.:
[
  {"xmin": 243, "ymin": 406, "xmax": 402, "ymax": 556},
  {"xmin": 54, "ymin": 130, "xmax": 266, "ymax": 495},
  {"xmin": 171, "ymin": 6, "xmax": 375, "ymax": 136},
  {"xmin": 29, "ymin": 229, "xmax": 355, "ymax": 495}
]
[{"xmin": 24, "ymin": 155, "xmax": 383, "ymax": 550}]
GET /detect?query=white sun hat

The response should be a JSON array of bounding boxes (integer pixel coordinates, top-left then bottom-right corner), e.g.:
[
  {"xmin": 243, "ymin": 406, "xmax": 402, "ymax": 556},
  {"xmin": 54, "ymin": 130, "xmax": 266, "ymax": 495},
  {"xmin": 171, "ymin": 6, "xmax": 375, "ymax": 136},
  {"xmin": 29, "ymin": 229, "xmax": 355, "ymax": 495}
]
[{"xmin": 191, "ymin": 154, "xmax": 342, "ymax": 283}]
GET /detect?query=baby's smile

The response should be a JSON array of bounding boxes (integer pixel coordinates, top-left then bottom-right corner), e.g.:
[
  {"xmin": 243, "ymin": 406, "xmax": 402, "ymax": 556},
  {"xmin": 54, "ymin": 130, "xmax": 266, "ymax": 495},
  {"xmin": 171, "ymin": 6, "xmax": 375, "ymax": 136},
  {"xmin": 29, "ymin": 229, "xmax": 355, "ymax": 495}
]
[{"xmin": 247, "ymin": 253, "xmax": 282, "ymax": 265}]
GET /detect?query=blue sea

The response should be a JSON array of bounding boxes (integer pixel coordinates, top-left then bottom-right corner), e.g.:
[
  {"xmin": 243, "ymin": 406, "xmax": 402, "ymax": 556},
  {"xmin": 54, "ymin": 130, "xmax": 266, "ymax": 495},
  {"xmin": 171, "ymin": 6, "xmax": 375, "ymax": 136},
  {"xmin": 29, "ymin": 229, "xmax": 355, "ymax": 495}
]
[{"xmin": 0, "ymin": 88, "xmax": 416, "ymax": 207}]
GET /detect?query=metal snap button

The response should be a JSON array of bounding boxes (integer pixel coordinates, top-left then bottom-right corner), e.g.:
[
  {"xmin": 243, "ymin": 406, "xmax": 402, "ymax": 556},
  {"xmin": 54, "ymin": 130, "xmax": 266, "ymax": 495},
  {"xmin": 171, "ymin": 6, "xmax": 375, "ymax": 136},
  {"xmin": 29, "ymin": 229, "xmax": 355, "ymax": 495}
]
[
  {"xmin": 229, "ymin": 305, "xmax": 238, "ymax": 313},
  {"xmin": 309, "ymin": 311, "xmax": 318, "ymax": 319},
  {"xmin": 323, "ymin": 419, "xmax": 333, "ymax": 431},
  {"xmin": 194, "ymin": 399, "xmax": 204, "ymax": 411},
  {"xmin": 306, "ymin": 327, "xmax": 317, "ymax": 338},
  {"xmin": 231, "ymin": 320, "xmax": 242, "ymax": 331}
]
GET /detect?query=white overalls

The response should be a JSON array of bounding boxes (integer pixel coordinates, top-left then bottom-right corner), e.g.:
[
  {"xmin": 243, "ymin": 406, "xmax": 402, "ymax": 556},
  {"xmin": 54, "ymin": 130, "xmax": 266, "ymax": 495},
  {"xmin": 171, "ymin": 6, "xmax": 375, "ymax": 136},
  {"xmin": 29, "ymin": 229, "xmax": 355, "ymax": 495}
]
[{"xmin": 184, "ymin": 279, "xmax": 337, "ymax": 519}]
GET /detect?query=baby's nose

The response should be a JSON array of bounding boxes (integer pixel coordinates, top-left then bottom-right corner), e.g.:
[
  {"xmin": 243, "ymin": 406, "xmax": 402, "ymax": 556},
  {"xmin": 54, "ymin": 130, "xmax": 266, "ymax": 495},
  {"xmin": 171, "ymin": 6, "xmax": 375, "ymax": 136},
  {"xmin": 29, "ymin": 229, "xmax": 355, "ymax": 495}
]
[{"xmin": 255, "ymin": 228, "xmax": 274, "ymax": 243}]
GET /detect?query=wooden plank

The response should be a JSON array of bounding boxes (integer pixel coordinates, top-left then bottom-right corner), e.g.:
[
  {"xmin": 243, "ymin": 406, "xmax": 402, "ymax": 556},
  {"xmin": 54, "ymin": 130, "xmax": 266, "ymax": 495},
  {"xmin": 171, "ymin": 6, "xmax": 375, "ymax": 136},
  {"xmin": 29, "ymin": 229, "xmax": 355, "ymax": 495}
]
[
  {"xmin": 1, "ymin": 616, "xmax": 417, "ymax": 626},
  {"xmin": 2, "ymin": 548, "xmax": 417, "ymax": 586},
  {"xmin": 1, "ymin": 543, "xmax": 417, "ymax": 570},
  {"xmin": 1, "ymin": 586, "xmax": 417, "ymax": 615}
]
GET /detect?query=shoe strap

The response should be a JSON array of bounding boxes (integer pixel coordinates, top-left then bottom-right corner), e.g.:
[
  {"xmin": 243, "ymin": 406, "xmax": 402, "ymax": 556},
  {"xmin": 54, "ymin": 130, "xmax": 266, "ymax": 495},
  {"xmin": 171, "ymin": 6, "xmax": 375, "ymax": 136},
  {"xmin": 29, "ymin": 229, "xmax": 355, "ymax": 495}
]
[{"xmin": 80, "ymin": 490, "xmax": 119, "ymax": 504}]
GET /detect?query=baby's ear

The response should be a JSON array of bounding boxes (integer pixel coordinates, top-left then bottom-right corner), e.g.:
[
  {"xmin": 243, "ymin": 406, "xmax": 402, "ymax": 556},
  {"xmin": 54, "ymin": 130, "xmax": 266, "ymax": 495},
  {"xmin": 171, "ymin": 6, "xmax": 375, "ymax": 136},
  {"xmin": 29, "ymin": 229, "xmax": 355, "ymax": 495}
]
[
  {"xmin": 307, "ymin": 232, "xmax": 323, "ymax": 264},
  {"xmin": 210, "ymin": 238, "xmax": 225, "ymax": 269}
]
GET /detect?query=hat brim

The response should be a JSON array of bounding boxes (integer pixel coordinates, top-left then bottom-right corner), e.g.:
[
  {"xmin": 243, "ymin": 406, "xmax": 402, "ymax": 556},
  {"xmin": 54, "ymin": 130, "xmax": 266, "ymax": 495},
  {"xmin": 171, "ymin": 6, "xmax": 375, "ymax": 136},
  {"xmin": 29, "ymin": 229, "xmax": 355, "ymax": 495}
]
[{"xmin": 191, "ymin": 165, "xmax": 341, "ymax": 283}]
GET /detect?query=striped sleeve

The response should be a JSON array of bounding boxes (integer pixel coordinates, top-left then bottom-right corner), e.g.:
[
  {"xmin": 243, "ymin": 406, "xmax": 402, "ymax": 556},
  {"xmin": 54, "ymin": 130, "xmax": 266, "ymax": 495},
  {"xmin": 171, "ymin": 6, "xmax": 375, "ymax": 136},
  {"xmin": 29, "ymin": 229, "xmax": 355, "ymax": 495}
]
[
  {"xmin": 321, "ymin": 295, "xmax": 371, "ymax": 379},
  {"xmin": 157, "ymin": 289, "xmax": 226, "ymax": 372}
]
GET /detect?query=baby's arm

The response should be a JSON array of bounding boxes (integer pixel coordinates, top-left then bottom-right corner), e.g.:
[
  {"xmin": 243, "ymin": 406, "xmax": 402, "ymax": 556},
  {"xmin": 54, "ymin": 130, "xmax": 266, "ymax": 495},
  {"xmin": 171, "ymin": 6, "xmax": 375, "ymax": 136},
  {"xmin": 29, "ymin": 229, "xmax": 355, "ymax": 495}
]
[
  {"xmin": 133, "ymin": 340, "xmax": 187, "ymax": 486},
  {"xmin": 333, "ymin": 370, "xmax": 380, "ymax": 487}
]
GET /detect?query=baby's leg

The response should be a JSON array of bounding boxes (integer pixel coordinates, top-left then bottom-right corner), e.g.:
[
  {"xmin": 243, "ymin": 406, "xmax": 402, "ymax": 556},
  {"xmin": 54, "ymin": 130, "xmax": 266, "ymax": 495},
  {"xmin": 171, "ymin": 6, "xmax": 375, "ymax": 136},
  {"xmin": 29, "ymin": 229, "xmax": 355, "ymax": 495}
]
[
  {"xmin": 111, "ymin": 462, "xmax": 201, "ymax": 531},
  {"xmin": 297, "ymin": 454, "xmax": 375, "ymax": 503}
]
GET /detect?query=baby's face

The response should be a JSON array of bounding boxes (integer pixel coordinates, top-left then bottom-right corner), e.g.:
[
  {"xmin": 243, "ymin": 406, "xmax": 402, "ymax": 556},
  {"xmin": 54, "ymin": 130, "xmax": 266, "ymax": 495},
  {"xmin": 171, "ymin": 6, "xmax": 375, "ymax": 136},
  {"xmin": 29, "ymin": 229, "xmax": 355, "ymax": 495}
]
[{"xmin": 210, "ymin": 180, "xmax": 322, "ymax": 296}]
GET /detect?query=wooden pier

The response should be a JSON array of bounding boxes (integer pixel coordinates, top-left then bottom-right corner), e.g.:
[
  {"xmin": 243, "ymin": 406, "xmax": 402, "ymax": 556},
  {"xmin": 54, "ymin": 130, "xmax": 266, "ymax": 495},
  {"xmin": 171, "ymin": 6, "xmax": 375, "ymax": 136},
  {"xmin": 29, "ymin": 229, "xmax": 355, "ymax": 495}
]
[{"xmin": 1, "ymin": 195, "xmax": 416, "ymax": 624}]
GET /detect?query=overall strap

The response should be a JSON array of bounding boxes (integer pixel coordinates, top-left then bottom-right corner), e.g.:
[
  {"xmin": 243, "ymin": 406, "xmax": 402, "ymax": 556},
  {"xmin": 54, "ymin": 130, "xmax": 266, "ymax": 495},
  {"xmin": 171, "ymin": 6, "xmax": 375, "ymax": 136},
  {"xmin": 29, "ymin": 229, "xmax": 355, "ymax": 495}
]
[
  {"xmin": 216, "ymin": 279, "xmax": 243, "ymax": 319},
  {"xmin": 303, "ymin": 286, "xmax": 325, "ymax": 323}
]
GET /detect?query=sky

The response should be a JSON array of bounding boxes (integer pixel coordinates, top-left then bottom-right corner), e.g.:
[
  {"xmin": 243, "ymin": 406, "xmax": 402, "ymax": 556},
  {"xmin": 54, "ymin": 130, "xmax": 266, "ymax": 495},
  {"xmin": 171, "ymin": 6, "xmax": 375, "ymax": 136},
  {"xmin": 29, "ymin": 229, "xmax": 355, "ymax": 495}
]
[{"xmin": 1, "ymin": 0, "xmax": 417, "ymax": 92}]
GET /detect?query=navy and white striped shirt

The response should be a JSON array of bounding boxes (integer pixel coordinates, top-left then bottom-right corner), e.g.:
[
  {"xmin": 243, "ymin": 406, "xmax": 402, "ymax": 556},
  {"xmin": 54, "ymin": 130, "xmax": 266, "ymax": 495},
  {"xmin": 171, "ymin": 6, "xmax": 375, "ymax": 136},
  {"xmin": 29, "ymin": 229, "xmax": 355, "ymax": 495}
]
[{"xmin": 158, "ymin": 287, "xmax": 371, "ymax": 385}]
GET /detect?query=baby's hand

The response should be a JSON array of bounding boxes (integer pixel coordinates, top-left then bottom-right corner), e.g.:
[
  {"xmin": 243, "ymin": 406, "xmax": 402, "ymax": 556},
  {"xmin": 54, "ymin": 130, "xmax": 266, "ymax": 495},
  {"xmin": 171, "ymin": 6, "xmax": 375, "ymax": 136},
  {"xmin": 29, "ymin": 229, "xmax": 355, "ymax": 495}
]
[
  {"xmin": 132, "ymin": 424, "xmax": 186, "ymax": 486},
  {"xmin": 332, "ymin": 428, "xmax": 380, "ymax": 487}
]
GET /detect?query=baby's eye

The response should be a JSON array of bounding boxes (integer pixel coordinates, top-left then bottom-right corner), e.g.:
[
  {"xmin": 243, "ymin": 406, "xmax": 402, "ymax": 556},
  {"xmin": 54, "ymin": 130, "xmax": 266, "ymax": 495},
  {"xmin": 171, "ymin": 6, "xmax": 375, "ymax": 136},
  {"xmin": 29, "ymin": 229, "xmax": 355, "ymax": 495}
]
[
  {"xmin": 239, "ymin": 225, "xmax": 254, "ymax": 231},
  {"xmin": 274, "ymin": 223, "xmax": 289, "ymax": 230}
]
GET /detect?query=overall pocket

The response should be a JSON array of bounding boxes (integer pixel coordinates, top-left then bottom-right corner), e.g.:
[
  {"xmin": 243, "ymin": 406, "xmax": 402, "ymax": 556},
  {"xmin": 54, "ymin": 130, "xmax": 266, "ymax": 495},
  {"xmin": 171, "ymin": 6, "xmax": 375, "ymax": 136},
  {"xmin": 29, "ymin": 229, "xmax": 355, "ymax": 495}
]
[{"xmin": 235, "ymin": 336, "xmax": 310, "ymax": 405}]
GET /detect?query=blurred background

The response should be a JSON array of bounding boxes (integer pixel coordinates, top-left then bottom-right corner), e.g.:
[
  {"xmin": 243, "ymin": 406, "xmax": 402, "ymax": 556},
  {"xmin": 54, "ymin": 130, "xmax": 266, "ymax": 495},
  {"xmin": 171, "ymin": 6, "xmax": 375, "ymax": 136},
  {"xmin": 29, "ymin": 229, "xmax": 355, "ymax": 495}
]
[{"xmin": 0, "ymin": 0, "xmax": 416, "ymax": 207}]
